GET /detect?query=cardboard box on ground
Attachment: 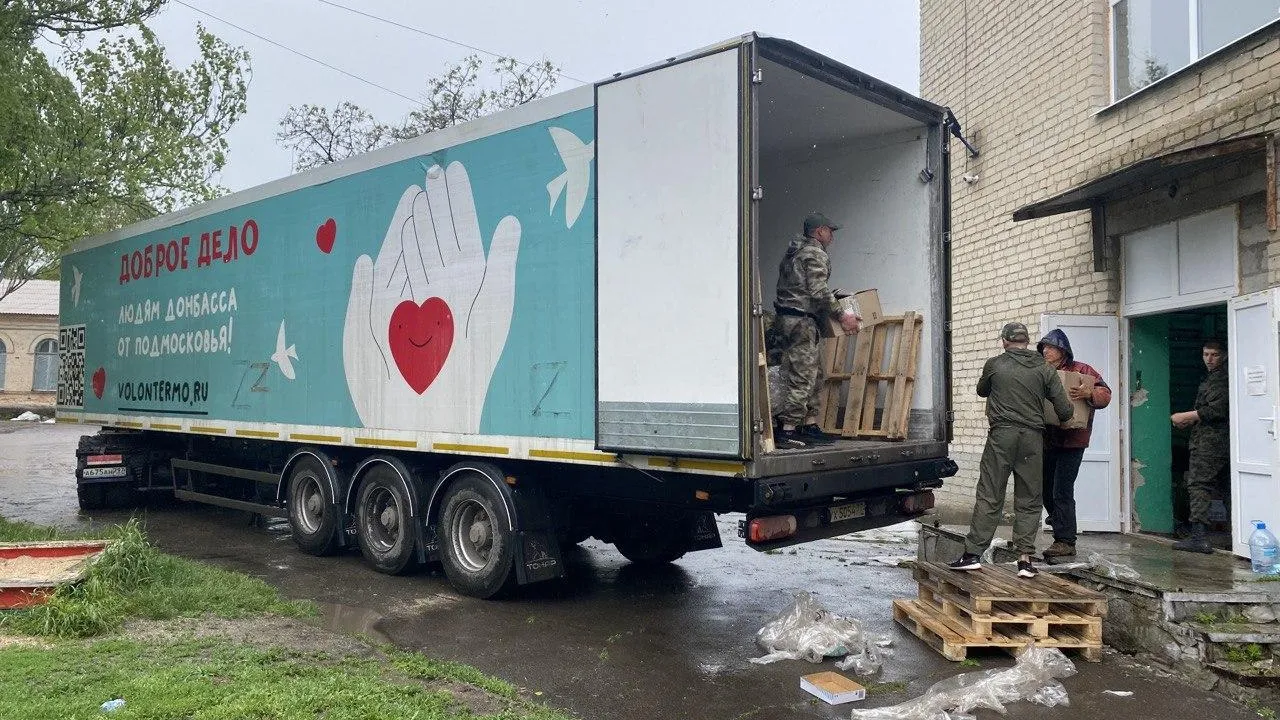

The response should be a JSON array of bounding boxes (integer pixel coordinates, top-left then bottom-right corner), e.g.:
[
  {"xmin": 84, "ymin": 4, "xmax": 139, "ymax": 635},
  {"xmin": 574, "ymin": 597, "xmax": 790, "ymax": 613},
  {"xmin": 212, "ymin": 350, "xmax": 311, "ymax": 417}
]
[
  {"xmin": 1043, "ymin": 370, "xmax": 1094, "ymax": 430},
  {"xmin": 821, "ymin": 289, "xmax": 882, "ymax": 338}
]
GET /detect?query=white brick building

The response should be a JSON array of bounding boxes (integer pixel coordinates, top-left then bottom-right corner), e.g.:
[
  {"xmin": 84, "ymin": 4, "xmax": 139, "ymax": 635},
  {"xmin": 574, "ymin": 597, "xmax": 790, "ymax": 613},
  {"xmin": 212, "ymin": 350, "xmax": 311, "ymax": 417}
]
[
  {"xmin": 921, "ymin": 0, "xmax": 1280, "ymax": 555},
  {"xmin": 0, "ymin": 280, "xmax": 60, "ymax": 405}
]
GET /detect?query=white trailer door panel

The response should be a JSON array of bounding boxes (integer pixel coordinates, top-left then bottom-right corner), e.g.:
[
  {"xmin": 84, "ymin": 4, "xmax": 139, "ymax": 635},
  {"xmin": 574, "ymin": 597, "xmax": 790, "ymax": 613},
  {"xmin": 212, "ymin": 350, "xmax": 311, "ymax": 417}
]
[{"xmin": 595, "ymin": 47, "xmax": 746, "ymax": 457}]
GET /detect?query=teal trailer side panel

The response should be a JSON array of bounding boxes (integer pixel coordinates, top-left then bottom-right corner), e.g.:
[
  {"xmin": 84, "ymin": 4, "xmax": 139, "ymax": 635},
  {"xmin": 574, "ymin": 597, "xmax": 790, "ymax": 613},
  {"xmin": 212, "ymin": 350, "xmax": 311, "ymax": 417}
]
[{"xmin": 58, "ymin": 107, "xmax": 596, "ymax": 441}]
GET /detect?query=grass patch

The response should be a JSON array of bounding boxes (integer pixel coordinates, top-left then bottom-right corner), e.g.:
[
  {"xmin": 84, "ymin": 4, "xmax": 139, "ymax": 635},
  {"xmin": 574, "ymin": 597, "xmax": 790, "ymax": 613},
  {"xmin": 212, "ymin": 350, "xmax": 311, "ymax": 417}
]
[
  {"xmin": 0, "ymin": 636, "xmax": 571, "ymax": 720},
  {"xmin": 0, "ymin": 518, "xmax": 312, "ymax": 638},
  {"xmin": 958, "ymin": 658, "xmax": 981, "ymax": 668},
  {"xmin": 1224, "ymin": 643, "xmax": 1267, "ymax": 664}
]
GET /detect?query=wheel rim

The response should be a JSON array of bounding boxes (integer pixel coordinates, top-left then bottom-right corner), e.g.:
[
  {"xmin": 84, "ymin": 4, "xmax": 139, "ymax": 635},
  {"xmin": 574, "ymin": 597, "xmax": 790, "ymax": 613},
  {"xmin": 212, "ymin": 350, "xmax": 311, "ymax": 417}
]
[
  {"xmin": 449, "ymin": 498, "xmax": 495, "ymax": 573},
  {"xmin": 363, "ymin": 486, "xmax": 402, "ymax": 553},
  {"xmin": 293, "ymin": 473, "xmax": 325, "ymax": 534}
]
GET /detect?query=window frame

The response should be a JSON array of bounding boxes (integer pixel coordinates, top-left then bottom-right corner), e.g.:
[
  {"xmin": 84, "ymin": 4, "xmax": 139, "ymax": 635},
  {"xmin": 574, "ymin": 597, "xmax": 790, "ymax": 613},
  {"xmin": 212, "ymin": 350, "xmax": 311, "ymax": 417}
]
[
  {"xmin": 32, "ymin": 337, "xmax": 57, "ymax": 392},
  {"xmin": 1108, "ymin": 0, "xmax": 1280, "ymax": 105}
]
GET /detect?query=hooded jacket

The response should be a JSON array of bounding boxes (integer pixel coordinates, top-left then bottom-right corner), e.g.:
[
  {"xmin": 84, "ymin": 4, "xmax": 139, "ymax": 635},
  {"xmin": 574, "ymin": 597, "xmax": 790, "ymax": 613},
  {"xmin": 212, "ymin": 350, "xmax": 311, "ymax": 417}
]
[
  {"xmin": 1036, "ymin": 329, "xmax": 1113, "ymax": 449},
  {"xmin": 979, "ymin": 347, "xmax": 1073, "ymax": 430}
]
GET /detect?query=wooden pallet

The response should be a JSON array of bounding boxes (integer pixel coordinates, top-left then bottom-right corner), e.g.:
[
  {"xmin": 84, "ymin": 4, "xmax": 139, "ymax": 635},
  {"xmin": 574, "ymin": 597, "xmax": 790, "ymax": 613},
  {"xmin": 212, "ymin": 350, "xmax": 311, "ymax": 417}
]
[
  {"xmin": 893, "ymin": 598, "xmax": 1103, "ymax": 662},
  {"xmin": 917, "ymin": 584, "xmax": 1102, "ymax": 642},
  {"xmin": 913, "ymin": 561, "xmax": 1108, "ymax": 617},
  {"xmin": 816, "ymin": 312, "xmax": 923, "ymax": 441}
]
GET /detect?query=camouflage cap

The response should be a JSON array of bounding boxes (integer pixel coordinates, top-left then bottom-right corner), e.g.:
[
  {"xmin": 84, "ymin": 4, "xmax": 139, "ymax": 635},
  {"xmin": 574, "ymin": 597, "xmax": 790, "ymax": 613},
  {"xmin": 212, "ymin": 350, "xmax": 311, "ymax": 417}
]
[
  {"xmin": 803, "ymin": 212, "xmax": 840, "ymax": 234},
  {"xmin": 1001, "ymin": 322, "xmax": 1030, "ymax": 342}
]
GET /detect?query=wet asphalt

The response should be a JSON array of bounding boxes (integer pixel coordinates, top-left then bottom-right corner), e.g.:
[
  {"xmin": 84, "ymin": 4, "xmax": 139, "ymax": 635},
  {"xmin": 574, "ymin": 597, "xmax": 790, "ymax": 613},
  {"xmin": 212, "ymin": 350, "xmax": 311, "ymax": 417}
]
[{"xmin": 0, "ymin": 423, "xmax": 1263, "ymax": 720}]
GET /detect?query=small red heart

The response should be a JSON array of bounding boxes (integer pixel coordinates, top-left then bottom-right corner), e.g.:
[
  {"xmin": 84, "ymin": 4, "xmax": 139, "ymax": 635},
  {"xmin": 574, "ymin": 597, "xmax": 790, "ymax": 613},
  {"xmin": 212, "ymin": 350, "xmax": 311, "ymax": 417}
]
[
  {"xmin": 388, "ymin": 298, "xmax": 454, "ymax": 394},
  {"xmin": 316, "ymin": 218, "xmax": 337, "ymax": 254},
  {"xmin": 92, "ymin": 367, "xmax": 106, "ymax": 399}
]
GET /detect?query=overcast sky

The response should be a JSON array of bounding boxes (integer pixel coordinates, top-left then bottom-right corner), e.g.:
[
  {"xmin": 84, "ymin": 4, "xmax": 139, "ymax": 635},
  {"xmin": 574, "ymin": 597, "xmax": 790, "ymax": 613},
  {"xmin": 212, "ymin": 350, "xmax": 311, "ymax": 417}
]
[{"xmin": 143, "ymin": 0, "xmax": 920, "ymax": 193}]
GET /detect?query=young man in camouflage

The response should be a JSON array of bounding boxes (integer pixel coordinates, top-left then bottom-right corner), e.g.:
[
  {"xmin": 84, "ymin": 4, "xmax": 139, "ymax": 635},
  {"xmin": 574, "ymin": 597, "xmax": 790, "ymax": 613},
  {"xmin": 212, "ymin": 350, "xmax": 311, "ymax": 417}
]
[
  {"xmin": 1171, "ymin": 340, "xmax": 1229, "ymax": 554},
  {"xmin": 772, "ymin": 212, "xmax": 861, "ymax": 448},
  {"xmin": 951, "ymin": 322, "xmax": 1073, "ymax": 578}
]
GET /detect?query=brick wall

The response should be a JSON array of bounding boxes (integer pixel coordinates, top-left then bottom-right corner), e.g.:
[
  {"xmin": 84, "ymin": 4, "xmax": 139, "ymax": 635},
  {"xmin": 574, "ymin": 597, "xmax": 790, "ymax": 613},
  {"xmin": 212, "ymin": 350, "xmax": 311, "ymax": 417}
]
[{"xmin": 921, "ymin": 0, "xmax": 1280, "ymax": 504}]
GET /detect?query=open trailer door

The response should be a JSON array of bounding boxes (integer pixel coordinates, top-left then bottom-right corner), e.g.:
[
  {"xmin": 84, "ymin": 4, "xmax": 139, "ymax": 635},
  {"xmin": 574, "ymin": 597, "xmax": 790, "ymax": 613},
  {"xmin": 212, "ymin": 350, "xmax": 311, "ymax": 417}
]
[{"xmin": 594, "ymin": 42, "xmax": 752, "ymax": 458}]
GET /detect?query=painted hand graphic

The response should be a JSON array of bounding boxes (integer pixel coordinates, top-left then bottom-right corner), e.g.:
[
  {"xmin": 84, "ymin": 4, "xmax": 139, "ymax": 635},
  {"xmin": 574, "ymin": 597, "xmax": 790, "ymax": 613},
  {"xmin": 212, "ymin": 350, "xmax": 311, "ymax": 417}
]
[{"xmin": 343, "ymin": 162, "xmax": 520, "ymax": 433}]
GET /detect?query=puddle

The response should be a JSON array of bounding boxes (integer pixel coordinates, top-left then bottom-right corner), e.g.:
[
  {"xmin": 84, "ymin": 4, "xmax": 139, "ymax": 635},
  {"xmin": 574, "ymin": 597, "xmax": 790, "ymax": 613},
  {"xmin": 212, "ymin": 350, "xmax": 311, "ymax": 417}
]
[{"xmin": 316, "ymin": 601, "xmax": 390, "ymax": 644}]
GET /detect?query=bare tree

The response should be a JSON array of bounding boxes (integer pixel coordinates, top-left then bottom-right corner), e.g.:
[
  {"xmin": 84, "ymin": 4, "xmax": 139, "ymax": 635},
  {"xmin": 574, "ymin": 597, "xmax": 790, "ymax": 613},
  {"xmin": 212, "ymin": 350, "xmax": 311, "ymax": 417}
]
[{"xmin": 277, "ymin": 55, "xmax": 561, "ymax": 171}]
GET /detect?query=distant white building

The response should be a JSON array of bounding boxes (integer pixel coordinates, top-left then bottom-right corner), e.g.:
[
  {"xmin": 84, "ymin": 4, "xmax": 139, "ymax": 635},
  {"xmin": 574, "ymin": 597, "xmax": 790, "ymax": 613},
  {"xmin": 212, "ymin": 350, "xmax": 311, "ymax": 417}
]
[{"xmin": 0, "ymin": 280, "xmax": 60, "ymax": 404}]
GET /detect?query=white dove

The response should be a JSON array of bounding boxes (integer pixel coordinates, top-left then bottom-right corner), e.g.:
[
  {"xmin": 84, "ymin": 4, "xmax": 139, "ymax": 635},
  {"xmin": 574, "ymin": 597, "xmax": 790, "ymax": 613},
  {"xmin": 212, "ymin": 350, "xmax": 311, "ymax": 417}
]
[
  {"xmin": 271, "ymin": 320, "xmax": 298, "ymax": 380},
  {"xmin": 546, "ymin": 127, "xmax": 595, "ymax": 229},
  {"xmin": 71, "ymin": 266, "xmax": 83, "ymax": 307}
]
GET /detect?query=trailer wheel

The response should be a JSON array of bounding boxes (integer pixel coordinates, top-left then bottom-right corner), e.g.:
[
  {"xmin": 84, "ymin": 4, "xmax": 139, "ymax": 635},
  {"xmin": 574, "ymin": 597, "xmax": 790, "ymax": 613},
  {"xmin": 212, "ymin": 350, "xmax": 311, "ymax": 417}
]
[
  {"xmin": 77, "ymin": 483, "xmax": 107, "ymax": 511},
  {"xmin": 354, "ymin": 465, "xmax": 417, "ymax": 574},
  {"xmin": 439, "ymin": 474, "xmax": 516, "ymax": 598},
  {"xmin": 286, "ymin": 457, "xmax": 340, "ymax": 556},
  {"xmin": 613, "ymin": 518, "xmax": 691, "ymax": 565}
]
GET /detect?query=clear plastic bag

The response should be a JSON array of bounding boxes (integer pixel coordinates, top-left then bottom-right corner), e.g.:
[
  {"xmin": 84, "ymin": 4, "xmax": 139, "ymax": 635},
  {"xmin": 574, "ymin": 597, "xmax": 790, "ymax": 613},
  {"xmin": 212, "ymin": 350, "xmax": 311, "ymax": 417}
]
[
  {"xmin": 849, "ymin": 645, "xmax": 1077, "ymax": 720},
  {"xmin": 1087, "ymin": 552, "xmax": 1140, "ymax": 581},
  {"xmin": 836, "ymin": 644, "xmax": 883, "ymax": 676},
  {"xmin": 749, "ymin": 592, "xmax": 865, "ymax": 664},
  {"xmin": 980, "ymin": 537, "xmax": 1008, "ymax": 565}
]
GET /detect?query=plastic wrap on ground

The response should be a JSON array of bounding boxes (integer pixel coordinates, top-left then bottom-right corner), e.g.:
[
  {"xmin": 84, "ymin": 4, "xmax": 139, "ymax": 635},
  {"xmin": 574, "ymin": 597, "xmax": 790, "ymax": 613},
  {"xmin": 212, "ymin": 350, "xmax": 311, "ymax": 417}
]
[
  {"xmin": 980, "ymin": 537, "xmax": 1008, "ymax": 565},
  {"xmin": 848, "ymin": 645, "xmax": 1078, "ymax": 720},
  {"xmin": 1087, "ymin": 552, "xmax": 1140, "ymax": 581},
  {"xmin": 749, "ymin": 592, "xmax": 865, "ymax": 664}
]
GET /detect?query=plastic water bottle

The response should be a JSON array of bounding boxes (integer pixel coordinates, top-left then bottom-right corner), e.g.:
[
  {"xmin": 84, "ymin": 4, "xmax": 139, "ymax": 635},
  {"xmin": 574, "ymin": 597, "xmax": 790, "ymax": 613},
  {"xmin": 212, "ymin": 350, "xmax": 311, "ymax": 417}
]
[
  {"xmin": 100, "ymin": 698, "xmax": 126, "ymax": 713},
  {"xmin": 1249, "ymin": 521, "xmax": 1280, "ymax": 576}
]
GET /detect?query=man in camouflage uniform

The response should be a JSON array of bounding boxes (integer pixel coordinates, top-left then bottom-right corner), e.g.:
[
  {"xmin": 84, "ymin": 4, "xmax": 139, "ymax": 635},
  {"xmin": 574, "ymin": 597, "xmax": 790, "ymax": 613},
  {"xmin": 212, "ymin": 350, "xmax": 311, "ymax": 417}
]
[
  {"xmin": 1172, "ymin": 340, "xmax": 1229, "ymax": 554},
  {"xmin": 951, "ymin": 322, "xmax": 1073, "ymax": 578},
  {"xmin": 772, "ymin": 212, "xmax": 861, "ymax": 448}
]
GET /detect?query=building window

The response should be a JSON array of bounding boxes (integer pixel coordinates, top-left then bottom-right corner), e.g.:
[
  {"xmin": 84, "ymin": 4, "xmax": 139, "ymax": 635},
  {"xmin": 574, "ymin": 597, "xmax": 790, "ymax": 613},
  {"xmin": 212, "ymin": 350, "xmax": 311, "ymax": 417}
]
[
  {"xmin": 1112, "ymin": 0, "xmax": 1280, "ymax": 101},
  {"xmin": 32, "ymin": 338, "xmax": 56, "ymax": 392},
  {"xmin": 0, "ymin": 339, "xmax": 6, "ymax": 390}
]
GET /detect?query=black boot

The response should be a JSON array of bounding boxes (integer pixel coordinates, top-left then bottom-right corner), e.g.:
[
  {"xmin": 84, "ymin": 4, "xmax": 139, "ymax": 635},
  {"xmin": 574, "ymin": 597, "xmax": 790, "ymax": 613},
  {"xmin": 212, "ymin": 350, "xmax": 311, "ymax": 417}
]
[{"xmin": 1173, "ymin": 523, "xmax": 1214, "ymax": 554}]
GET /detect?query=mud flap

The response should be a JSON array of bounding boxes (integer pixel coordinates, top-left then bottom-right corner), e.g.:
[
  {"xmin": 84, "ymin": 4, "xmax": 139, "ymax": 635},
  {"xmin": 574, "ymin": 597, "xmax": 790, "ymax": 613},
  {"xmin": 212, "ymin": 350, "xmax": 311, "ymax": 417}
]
[
  {"xmin": 514, "ymin": 530, "xmax": 564, "ymax": 584},
  {"xmin": 689, "ymin": 511, "xmax": 723, "ymax": 551}
]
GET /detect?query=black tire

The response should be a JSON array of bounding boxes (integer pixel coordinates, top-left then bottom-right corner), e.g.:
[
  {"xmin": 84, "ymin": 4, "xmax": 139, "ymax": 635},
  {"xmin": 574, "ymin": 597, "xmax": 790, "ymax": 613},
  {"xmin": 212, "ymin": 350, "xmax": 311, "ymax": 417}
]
[
  {"xmin": 354, "ymin": 465, "xmax": 417, "ymax": 574},
  {"xmin": 77, "ymin": 483, "xmax": 107, "ymax": 511},
  {"xmin": 614, "ymin": 519, "xmax": 691, "ymax": 565},
  {"xmin": 439, "ymin": 474, "xmax": 517, "ymax": 599},
  {"xmin": 286, "ymin": 457, "xmax": 341, "ymax": 556}
]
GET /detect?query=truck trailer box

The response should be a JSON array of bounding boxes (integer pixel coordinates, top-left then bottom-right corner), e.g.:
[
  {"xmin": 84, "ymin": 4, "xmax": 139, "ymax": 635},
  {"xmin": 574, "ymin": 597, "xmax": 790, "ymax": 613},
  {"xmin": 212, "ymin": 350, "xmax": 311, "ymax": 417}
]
[{"xmin": 58, "ymin": 35, "xmax": 956, "ymax": 597}]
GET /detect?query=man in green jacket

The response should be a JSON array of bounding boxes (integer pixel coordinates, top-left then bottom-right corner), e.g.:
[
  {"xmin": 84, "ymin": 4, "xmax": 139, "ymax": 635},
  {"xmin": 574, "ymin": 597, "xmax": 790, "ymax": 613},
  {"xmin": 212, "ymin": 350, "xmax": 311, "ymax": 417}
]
[{"xmin": 951, "ymin": 322, "xmax": 1072, "ymax": 578}]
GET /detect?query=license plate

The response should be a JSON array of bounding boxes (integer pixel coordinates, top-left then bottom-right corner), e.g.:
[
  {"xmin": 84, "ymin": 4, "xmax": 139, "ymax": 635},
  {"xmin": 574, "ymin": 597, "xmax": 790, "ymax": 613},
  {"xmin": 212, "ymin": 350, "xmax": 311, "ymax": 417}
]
[
  {"xmin": 829, "ymin": 502, "xmax": 866, "ymax": 523},
  {"xmin": 82, "ymin": 466, "xmax": 128, "ymax": 479}
]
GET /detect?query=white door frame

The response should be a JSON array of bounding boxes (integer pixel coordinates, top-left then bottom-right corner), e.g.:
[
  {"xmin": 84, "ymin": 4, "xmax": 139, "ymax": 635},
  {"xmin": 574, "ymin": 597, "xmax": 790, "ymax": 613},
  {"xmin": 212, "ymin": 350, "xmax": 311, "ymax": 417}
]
[{"xmin": 1041, "ymin": 313, "xmax": 1122, "ymax": 533}]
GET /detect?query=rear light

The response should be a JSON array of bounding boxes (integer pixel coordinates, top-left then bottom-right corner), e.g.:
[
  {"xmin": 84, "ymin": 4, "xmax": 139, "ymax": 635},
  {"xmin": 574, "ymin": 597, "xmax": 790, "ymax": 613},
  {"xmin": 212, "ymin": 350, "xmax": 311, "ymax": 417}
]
[
  {"xmin": 86, "ymin": 454, "xmax": 124, "ymax": 466},
  {"xmin": 747, "ymin": 515, "xmax": 797, "ymax": 543},
  {"xmin": 900, "ymin": 491, "xmax": 935, "ymax": 514}
]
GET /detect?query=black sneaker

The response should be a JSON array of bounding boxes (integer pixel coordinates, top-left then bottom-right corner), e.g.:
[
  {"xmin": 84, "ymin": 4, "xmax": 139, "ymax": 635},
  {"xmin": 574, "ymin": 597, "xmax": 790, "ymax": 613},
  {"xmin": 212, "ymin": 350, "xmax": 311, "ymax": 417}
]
[
  {"xmin": 1017, "ymin": 560, "xmax": 1038, "ymax": 578},
  {"xmin": 797, "ymin": 424, "xmax": 838, "ymax": 445},
  {"xmin": 948, "ymin": 554, "xmax": 981, "ymax": 571},
  {"xmin": 774, "ymin": 429, "xmax": 808, "ymax": 449}
]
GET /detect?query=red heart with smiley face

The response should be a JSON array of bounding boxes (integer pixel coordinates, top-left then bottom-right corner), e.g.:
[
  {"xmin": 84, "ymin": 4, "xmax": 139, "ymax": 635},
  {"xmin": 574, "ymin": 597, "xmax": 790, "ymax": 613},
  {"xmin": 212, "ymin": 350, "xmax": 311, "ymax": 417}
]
[{"xmin": 387, "ymin": 298, "xmax": 454, "ymax": 394}]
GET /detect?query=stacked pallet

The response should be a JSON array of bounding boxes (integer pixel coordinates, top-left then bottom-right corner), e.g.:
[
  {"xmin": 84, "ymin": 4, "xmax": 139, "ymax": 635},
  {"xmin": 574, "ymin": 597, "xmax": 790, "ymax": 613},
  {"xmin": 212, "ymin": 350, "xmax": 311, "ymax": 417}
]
[
  {"xmin": 817, "ymin": 309, "xmax": 923, "ymax": 441},
  {"xmin": 893, "ymin": 561, "xmax": 1106, "ymax": 662}
]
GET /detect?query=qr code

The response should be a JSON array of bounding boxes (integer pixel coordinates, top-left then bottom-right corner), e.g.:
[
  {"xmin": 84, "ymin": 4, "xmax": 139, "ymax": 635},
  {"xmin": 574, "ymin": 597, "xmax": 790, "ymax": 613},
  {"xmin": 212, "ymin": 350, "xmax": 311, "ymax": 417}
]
[{"xmin": 58, "ymin": 325, "xmax": 86, "ymax": 407}]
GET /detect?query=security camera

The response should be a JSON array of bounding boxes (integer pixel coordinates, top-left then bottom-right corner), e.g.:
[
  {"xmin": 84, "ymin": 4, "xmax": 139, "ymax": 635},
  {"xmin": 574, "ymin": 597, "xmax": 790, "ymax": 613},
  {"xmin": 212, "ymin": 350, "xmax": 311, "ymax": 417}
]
[{"xmin": 962, "ymin": 173, "xmax": 980, "ymax": 184}]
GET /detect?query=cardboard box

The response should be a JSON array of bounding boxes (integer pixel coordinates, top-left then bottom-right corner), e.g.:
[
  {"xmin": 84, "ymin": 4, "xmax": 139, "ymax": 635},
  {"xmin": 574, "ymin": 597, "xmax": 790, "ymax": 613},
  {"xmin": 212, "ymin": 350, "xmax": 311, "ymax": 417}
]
[
  {"xmin": 800, "ymin": 671, "xmax": 866, "ymax": 705},
  {"xmin": 1043, "ymin": 370, "xmax": 1094, "ymax": 430},
  {"xmin": 822, "ymin": 289, "xmax": 882, "ymax": 338}
]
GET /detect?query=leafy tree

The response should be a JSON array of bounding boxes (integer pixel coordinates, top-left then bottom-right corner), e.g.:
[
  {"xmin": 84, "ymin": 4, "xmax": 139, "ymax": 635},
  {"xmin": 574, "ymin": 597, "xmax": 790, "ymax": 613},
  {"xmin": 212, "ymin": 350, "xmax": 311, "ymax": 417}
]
[
  {"xmin": 277, "ymin": 55, "xmax": 559, "ymax": 172},
  {"xmin": 0, "ymin": 0, "xmax": 250, "ymax": 298}
]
